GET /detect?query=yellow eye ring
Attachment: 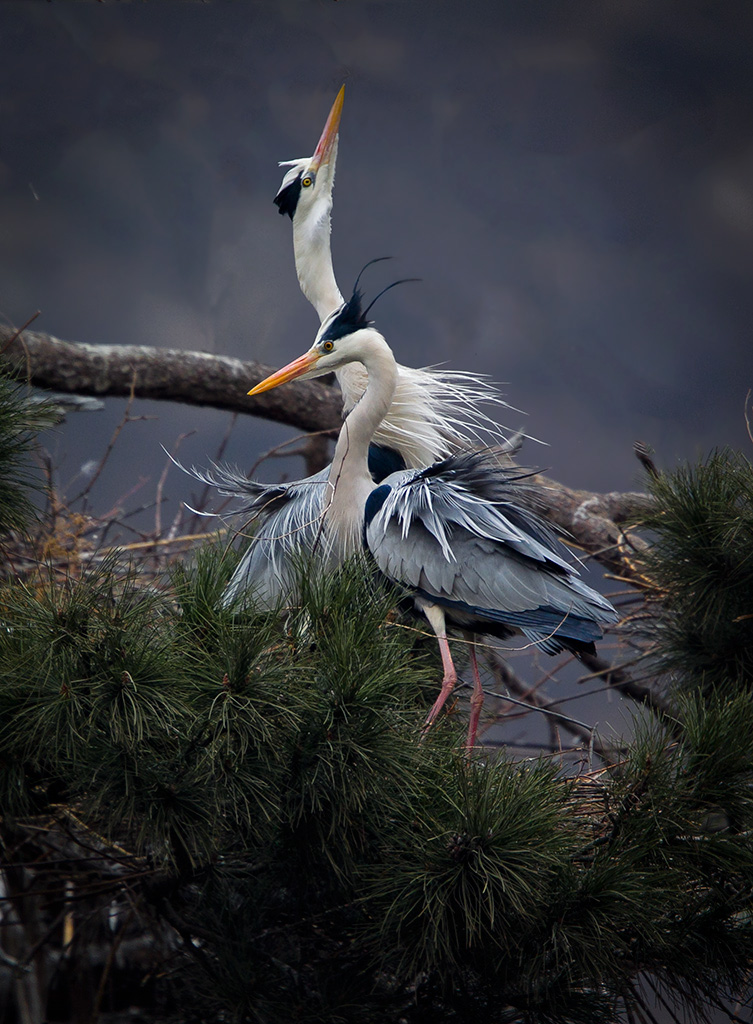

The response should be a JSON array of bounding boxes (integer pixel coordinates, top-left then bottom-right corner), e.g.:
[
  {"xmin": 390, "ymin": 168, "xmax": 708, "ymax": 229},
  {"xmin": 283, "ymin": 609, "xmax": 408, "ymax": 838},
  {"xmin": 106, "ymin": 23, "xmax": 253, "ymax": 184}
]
[
  {"xmin": 322, "ymin": 341, "xmax": 334, "ymax": 352},
  {"xmin": 302, "ymin": 176, "xmax": 313, "ymax": 187}
]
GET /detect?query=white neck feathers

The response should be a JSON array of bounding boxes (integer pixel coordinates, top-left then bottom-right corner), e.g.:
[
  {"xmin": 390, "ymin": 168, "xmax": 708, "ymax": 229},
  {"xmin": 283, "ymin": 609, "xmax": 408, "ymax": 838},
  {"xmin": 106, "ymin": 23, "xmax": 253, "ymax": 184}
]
[
  {"xmin": 324, "ymin": 332, "xmax": 397, "ymax": 557},
  {"xmin": 292, "ymin": 195, "xmax": 343, "ymax": 322}
]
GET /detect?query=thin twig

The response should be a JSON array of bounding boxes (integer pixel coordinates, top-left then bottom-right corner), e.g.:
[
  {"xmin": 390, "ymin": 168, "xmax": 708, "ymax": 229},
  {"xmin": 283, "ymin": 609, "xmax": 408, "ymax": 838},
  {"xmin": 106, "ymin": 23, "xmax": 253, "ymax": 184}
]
[
  {"xmin": 69, "ymin": 372, "xmax": 139, "ymax": 506},
  {"xmin": 90, "ymin": 907, "xmax": 135, "ymax": 1023},
  {"xmin": 0, "ymin": 310, "xmax": 40, "ymax": 356},
  {"xmin": 577, "ymin": 650, "xmax": 674, "ymax": 718},
  {"xmin": 471, "ymin": 680, "xmax": 593, "ymax": 732},
  {"xmin": 246, "ymin": 427, "xmax": 337, "ymax": 480},
  {"xmin": 486, "ymin": 651, "xmax": 619, "ymax": 764},
  {"xmin": 187, "ymin": 413, "xmax": 238, "ymax": 530}
]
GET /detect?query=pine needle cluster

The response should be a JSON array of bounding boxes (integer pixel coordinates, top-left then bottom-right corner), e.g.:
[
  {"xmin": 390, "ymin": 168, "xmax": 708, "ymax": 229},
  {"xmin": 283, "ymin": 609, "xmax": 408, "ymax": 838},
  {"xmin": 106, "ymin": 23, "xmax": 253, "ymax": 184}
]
[
  {"xmin": 0, "ymin": 366, "xmax": 55, "ymax": 537},
  {"xmin": 635, "ymin": 447, "xmax": 753, "ymax": 694},
  {"xmin": 0, "ymin": 549, "xmax": 431, "ymax": 871},
  {"xmin": 357, "ymin": 691, "xmax": 753, "ymax": 1022},
  {"xmin": 2, "ymin": 437, "xmax": 753, "ymax": 1022}
]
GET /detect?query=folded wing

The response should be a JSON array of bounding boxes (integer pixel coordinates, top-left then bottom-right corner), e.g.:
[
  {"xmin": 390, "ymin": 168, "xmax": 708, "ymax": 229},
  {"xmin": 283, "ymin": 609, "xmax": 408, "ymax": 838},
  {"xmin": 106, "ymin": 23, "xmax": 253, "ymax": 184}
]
[{"xmin": 365, "ymin": 451, "xmax": 617, "ymax": 654}]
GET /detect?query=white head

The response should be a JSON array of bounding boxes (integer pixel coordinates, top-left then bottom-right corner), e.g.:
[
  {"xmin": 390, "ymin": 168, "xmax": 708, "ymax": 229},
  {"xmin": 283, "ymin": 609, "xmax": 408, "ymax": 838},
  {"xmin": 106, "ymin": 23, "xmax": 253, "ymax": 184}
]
[
  {"xmin": 248, "ymin": 261, "xmax": 415, "ymax": 397},
  {"xmin": 273, "ymin": 86, "xmax": 344, "ymax": 225}
]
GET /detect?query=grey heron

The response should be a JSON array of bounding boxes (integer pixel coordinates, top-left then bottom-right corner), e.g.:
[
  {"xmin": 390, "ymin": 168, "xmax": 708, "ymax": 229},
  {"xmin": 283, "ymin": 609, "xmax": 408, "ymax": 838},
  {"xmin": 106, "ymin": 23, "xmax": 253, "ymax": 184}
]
[
  {"xmin": 248, "ymin": 277, "xmax": 618, "ymax": 749},
  {"xmin": 196, "ymin": 91, "xmax": 514, "ymax": 611},
  {"xmin": 273, "ymin": 85, "xmax": 515, "ymax": 467}
]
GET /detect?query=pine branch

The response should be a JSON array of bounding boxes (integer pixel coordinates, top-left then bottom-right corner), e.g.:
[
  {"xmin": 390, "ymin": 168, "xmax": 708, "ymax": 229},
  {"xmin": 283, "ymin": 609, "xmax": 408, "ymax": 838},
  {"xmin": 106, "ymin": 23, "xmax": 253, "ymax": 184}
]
[
  {"xmin": 633, "ymin": 448, "xmax": 753, "ymax": 693},
  {"xmin": 0, "ymin": 366, "xmax": 57, "ymax": 536}
]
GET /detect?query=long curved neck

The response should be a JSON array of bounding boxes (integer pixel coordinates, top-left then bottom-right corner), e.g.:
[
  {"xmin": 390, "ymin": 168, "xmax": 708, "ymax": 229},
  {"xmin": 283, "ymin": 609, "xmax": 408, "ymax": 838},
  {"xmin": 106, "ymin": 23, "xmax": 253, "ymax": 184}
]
[
  {"xmin": 325, "ymin": 333, "xmax": 398, "ymax": 555},
  {"xmin": 291, "ymin": 197, "xmax": 369, "ymax": 423},
  {"xmin": 292, "ymin": 196, "xmax": 344, "ymax": 322}
]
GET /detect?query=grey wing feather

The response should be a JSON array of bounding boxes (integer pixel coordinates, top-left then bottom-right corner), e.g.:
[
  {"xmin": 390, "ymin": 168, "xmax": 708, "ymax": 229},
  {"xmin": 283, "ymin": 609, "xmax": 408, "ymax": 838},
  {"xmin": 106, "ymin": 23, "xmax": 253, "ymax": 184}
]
[
  {"xmin": 175, "ymin": 457, "xmax": 334, "ymax": 611},
  {"xmin": 180, "ymin": 457, "xmax": 331, "ymax": 519},
  {"xmin": 221, "ymin": 473, "xmax": 335, "ymax": 610},
  {"xmin": 367, "ymin": 454, "xmax": 617, "ymax": 629}
]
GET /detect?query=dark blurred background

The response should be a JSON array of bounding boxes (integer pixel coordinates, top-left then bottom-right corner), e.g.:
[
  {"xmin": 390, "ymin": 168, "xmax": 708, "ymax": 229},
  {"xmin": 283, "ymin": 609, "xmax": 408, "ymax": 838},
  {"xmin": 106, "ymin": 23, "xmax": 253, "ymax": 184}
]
[{"xmin": 1, "ymin": 0, "xmax": 752, "ymax": 518}]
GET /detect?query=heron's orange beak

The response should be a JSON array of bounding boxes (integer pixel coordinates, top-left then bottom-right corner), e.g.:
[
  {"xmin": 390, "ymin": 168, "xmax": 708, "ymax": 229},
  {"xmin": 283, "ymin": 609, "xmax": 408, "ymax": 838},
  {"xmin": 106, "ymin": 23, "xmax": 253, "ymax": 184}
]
[
  {"xmin": 309, "ymin": 85, "xmax": 345, "ymax": 172},
  {"xmin": 247, "ymin": 350, "xmax": 321, "ymax": 395}
]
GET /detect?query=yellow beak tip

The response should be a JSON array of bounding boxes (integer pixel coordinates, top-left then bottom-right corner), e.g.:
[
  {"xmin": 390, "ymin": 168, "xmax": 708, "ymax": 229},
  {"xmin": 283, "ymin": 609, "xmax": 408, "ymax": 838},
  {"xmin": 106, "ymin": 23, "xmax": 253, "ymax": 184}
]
[{"xmin": 247, "ymin": 351, "xmax": 321, "ymax": 397}]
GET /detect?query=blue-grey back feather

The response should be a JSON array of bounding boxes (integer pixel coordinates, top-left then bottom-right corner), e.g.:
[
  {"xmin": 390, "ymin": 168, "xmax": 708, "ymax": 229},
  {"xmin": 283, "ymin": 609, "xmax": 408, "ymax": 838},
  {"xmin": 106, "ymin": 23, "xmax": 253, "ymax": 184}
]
[
  {"xmin": 183, "ymin": 446, "xmax": 406, "ymax": 611},
  {"xmin": 364, "ymin": 450, "xmax": 617, "ymax": 653}
]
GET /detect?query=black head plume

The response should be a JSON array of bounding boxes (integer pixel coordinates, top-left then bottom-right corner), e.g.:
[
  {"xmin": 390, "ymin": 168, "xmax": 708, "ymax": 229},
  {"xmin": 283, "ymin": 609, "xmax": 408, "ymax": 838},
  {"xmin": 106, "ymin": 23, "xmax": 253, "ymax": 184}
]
[
  {"xmin": 320, "ymin": 258, "xmax": 420, "ymax": 342},
  {"xmin": 352, "ymin": 256, "xmax": 394, "ymax": 295},
  {"xmin": 362, "ymin": 277, "xmax": 421, "ymax": 319},
  {"xmin": 274, "ymin": 173, "xmax": 303, "ymax": 219}
]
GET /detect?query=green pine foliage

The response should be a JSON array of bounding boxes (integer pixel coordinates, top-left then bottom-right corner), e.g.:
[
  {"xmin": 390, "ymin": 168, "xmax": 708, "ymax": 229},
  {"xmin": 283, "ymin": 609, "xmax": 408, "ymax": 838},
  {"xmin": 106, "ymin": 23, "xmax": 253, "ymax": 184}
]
[
  {"xmin": 366, "ymin": 757, "xmax": 577, "ymax": 979},
  {"xmin": 0, "ymin": 366, "xmax": 55, "ymax": 536},
  {"xmin": 2, "ymin": 447, "xmax": 753, "ymax": 1022},
  {"xmin": 279, "ymin": 563, "xmax": 433, "ymax": 859},
  {"xmin": 0, "ymin": 557, "xmax": 205, "ymax": 861},
  {"xmin": 357, "ymin": 692, "xmax": 753, "ymax": 1022},
  {"xmin": 637, "ymin": 448, "xmax": 753, "ymax": 694}
]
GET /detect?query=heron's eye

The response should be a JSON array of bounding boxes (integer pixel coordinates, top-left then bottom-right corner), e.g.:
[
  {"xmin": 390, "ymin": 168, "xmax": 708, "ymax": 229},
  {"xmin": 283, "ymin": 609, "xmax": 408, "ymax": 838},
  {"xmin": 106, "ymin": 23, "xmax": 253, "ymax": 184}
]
[
  {"xmin": 302, "ymin": 176, "xmax": 313, "ymax": 188},
  {"xmin": 322, "ymin": 341, "xmax": 334, "ymax": 352}
]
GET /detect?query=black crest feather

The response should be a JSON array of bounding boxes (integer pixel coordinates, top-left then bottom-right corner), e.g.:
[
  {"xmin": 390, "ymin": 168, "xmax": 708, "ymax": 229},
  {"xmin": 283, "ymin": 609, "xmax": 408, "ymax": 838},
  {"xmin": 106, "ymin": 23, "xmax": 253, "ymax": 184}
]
[{"xmin": 320, "ymin": 258, "xmax": 419, "ymax": 342}]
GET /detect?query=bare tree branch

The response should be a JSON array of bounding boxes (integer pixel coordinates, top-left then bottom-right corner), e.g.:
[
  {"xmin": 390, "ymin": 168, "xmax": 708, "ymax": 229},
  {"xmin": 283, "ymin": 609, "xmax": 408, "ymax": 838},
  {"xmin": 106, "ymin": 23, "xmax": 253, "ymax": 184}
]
[
  {"xmin": 484, "ymin": 650, "xmax": 618, "ymax": 763},
  {"xmin": 0, "ymin": 323, "xmax": 652, "ymax": 576},
  {"xmin": 528, "ymin": 473, "xmax": 652, "ymax": 575},
  {"xmin": 0, "ymin": 324, "xmax": 343, "ymax": 434},
  {"xmin": 577, "ymin": 650, "xmax": 671, "ymax": 717}
]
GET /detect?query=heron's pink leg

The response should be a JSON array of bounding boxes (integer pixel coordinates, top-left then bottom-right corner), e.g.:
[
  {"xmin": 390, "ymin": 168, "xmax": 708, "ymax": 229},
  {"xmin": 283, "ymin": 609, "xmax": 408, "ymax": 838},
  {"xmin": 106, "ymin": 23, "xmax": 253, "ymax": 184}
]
[
  {"xmin": 424, "ymin": 632, "xmax": 459, "ymax": 728},
  {"xmin": 466, "ymin": 640, "xmax": 484, "ymax": 752},
  {"xmin": 421, "ymin": 604, "xmax": 459, "ymax": 732}
]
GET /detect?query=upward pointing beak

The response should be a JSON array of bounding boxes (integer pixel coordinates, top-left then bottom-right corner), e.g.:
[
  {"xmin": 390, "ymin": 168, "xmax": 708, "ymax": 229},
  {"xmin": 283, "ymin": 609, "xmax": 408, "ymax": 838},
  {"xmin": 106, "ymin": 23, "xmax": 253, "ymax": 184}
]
[
  {"xmin": 309, "ymin": 85, "xmax": 345, "ymax": 172},
  {"xmin": 247, "ymin": 350, "xmax": 322, "ymax": 395}
]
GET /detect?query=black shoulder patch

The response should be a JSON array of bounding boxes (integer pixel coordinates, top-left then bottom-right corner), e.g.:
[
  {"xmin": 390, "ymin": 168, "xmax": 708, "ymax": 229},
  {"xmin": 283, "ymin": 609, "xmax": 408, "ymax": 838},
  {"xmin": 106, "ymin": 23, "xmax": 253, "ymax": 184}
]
[
  {"xmin": 367, "ymin": 444, "xmax": 406, "ymax": 482},
  {"xmin": 364, "ymin": 483, "xmax": 392, "ymax": 530},
  {"xmin": 274, "ymin": 174, "xmax": 302, "ymax": 219}
]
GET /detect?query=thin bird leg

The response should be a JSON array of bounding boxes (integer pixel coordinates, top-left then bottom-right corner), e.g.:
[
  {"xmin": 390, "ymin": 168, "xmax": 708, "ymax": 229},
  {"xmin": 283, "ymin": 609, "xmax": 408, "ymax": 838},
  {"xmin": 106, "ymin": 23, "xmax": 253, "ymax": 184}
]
[
  {"xmin": 466, "ymin": 636, "xmax": 484, "ymax": 751},
  {"xmin": 421, "ymin": 603, "xmax": 459, "ymax": 731}
]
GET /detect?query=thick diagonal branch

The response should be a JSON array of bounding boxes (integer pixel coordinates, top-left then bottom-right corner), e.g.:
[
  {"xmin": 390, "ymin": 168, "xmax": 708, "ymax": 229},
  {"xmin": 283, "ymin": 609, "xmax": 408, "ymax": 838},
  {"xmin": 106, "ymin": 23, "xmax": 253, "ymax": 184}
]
[
  {"xmin": 1, "ymin": 324, "xmax": 651, "ymax": 575},
  {"xmin": 529, "ymin": 475, "xmax": 652, "ymax": 577},
  {"xmin": 0, "ymin": 325, "xmax": 343, "ymax": 434}
]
